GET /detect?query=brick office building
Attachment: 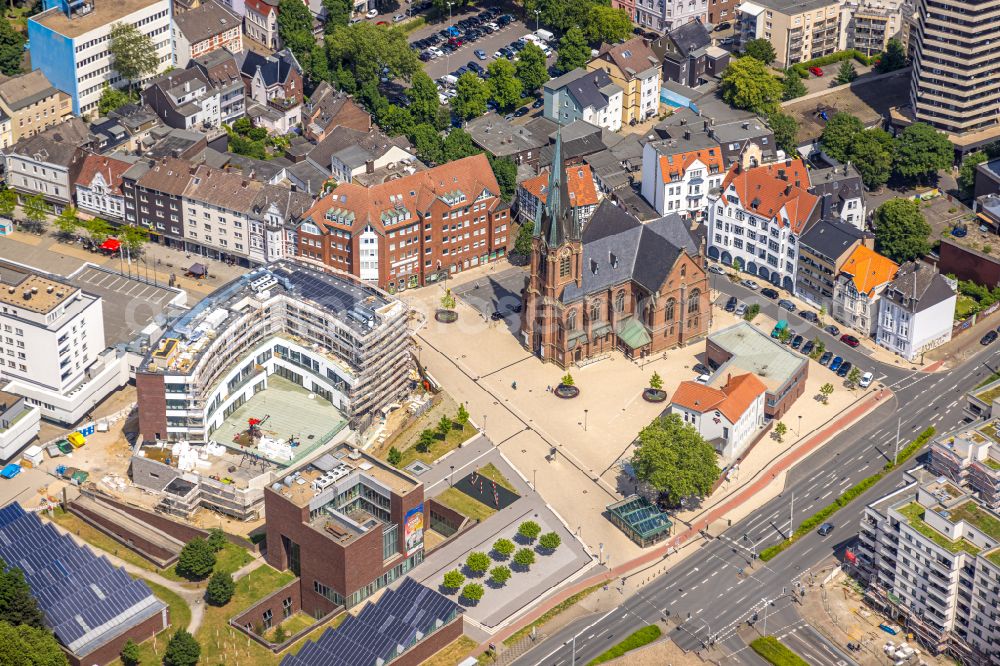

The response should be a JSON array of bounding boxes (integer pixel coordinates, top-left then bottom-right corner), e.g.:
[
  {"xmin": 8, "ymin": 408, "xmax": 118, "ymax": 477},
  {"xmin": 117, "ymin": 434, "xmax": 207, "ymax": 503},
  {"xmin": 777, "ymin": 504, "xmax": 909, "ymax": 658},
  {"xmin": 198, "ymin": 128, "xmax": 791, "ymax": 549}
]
[
  {"xmin": 264, "ymin": 443, "xmax": 426, "ymax": 613},
  {"xmin": 295, "ymin": 153, "xmax": 512, "ymax": 292}
]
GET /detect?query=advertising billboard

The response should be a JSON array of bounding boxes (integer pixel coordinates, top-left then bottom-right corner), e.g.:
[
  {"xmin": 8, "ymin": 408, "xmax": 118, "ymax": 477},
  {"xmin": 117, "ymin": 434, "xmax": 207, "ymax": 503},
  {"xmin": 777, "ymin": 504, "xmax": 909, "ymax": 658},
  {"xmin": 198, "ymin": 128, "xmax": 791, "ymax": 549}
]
[{"xmin": 404, "ymin": 503, "xmax": 424, "ymax": 555}]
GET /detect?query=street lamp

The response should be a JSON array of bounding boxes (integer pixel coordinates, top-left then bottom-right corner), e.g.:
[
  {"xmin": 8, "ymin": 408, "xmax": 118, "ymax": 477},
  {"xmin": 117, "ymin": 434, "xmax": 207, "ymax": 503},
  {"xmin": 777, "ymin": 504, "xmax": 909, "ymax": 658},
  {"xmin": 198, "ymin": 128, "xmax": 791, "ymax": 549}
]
[
  {"xmin": 584, "ymin": 409, "xmax": 588, "ymax": 431},
  {"xmin": 533, "ymin": 8, "xmax": 540, "ymax": 31},
  {"xmin": 533, "ymin": 468, "xmax": 537, "ymax": 491},
  {"xmin": 797, "ymin": 414, "xmax": 802, "ymax": 436},
  {"xmin": 446, "ymin": 1, "xmax": 455, "ymax": 74},
  {"xmin": 449, "ymin": 464, "xmax": 455, "ymax": 486}
]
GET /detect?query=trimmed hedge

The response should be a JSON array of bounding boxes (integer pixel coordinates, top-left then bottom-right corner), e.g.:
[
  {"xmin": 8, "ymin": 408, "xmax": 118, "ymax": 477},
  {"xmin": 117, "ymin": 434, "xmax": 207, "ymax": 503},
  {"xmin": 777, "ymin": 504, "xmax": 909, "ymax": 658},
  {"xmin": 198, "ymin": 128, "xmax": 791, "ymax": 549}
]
[
  {"xmin": 588, "ymin": 625, "xmax": 662, "ymax": 665},
  {"xmin": 750, "ymin": 636, "xmax": 809, "ymax": 666},
  {"xmin": 791, "ymin": 49, "xmax": 876, "ymax": 78},
  {"xmin": 759, "ymin": 427, "xmax": 935, "ymax": 561}
]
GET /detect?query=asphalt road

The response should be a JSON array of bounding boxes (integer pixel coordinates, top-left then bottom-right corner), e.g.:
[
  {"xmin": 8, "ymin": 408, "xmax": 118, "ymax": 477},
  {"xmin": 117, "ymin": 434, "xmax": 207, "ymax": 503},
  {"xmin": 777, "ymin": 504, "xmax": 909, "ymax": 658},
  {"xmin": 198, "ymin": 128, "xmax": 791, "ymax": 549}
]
[{"xmin": 514, "ymin": 331, "xmax": 1000, "ymax": 665}]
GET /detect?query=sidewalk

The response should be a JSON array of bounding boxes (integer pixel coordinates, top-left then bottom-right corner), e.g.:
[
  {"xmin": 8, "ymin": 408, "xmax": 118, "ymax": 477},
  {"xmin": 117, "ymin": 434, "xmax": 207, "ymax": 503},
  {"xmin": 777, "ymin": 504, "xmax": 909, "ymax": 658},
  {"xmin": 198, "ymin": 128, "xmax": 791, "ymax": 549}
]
[{"xmin": 475, "ymin": 386, "xmax": 893, "ymax": 655}]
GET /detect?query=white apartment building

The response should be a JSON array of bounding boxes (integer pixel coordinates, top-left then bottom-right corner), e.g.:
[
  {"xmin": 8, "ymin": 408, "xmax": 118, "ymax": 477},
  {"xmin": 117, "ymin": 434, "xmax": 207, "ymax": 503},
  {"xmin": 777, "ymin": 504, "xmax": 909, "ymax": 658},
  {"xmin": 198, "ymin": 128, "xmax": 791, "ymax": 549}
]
[
  {"xmin": 830, "ymin": 244, "xmax": 897, "ymax": 338},
  {"xmin": 641, "ymin": 140, "xmax": 725, "ymax": 220},
  {"xmin": 587, "ymin": 38, "xmax": 662, "ymax": 127},
  {"xmin": 669, "ymin": 372, "xmax": 767, "ymax": 462},
  {"xmin": 876, "ymin": 261, "xmax": 957, "ymax": 362},
  {"xmin": 631, "ymin": 0, "xmax": 707, "ymax": 33},
  {"xmin": 543, "ymin": 68, "xmax": 623, "ymax": 133},
  {"xmin": 244, "ymin": 0, "xmax": 279, "ymax": 49},
  {"xmin": 707, "ymin": 159, "xmax": 820, "ymax": 292},
  {"xmin": 2, "ymin": 118, "xmax": 92, "ymax": 211},
  {"xmin": 0, "ymin": 391, "xmax": 41, "ymax": 461},
  {"xmin": 856, "ymin": 469, "xmax": 1000, "ymax": 663},
  {"xmin": 74, "ymin": 154, "xmax": 132, "ymax": 222},
  {"xmin": 28, "ymin": 0, "xmax": 173, "ymax": 117}
]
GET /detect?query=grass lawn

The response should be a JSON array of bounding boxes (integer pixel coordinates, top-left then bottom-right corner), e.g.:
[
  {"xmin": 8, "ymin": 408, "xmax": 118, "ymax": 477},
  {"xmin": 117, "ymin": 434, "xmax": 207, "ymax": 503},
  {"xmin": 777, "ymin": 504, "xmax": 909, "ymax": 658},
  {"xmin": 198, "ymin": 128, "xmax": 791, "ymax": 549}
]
[
  {"xmin": 955, "ymin": 295, "xmax": 979, "ymax": 321},
  {"xmin": 161, "ymin": 542, "xmax": 253, "ymax": 582},
  {"xmin": 47, "ymin": 508, "xmax": 158, "ymax": 573},
  {"xmin": 587, "ymin": 625, "xmax": 661, "ymax": 665},
  {"xmin": 897, "ymin": 503, "xmax": 980, "ymax": 555},
  {"xmin": 434, "ymin": 487, "xmax": 497, "ymax": 521},
  {"xmin": 397, "ymin": 421, "xmax": 474, "ymax": 468},
  {"xmin": 265, "ymin": 611, "xmax": 315, "ymax": 642},
  {"xmin": 476, "ymin": 463, "xmax": 516, "ymax": 493},
  {"xmin": 423, "ymin": 636, "xmax": 478, "ymax": 666},
  {"xmin": 750, "ymin": 636, "xmax": 809, "ymax": 666}
]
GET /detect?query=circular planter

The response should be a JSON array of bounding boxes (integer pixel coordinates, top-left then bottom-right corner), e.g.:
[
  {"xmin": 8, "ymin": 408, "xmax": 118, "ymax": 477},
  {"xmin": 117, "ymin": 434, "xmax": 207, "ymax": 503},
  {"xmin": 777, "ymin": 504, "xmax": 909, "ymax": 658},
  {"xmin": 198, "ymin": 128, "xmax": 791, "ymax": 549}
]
[
  {"xmin": 435, "ymin": 309, "xmax": 458, "ymax": 323},
  {"xmin": 554, "ymin": 384, "xmax": 580, "ymax": 399},
  {"xmin": 642, "ymin": 388, "xmax": 667, "ymax": 403}
]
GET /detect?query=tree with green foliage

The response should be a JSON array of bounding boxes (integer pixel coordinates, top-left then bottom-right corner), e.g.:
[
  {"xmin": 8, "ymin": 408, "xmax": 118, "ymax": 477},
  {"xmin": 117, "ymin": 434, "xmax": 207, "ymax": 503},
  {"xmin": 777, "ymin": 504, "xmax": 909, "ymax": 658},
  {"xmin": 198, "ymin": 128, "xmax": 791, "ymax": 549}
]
[
  {"xmin": 847, "ymin": 367, "xmax": 862, "ymax": 388},
  {"xmin": 54, "ymin": 206, "xmax": 80, "ymax": 241},
  {"xmin": 875, "ymin": 38, "xmax": 906, "ymax": 73},
  {"xmin": 720, "ymin": 57, "xmax": 782, "ymax": 115},
  {"xmin": 514, "ymin": 221, "xmax": 534, "ymax": 256},
  {"xmin": 630, "ymin": 413, "xmax": 721, "ymax": 505},
  {"xmin": 774, "ymin": 421, "xmax": 788, "ymax": 442},
  {"xmin": 205, "ymin": 571, "xmax": 235, "ymax": 606},
  {"xmin": 820, "ymin": 112, "xmax": 864, "ymax": 162},
  {"xmin": 206, "ymin": 528, "xmax": 227, "ymax": 552},
  {"xmin": 21, "ymin": 194, "xmax": 50, "ymax": 233},
  {"xmin": 583, "ymin": 5, "xmax": 632, "ymax": 44},
  {"xmin": 456, "ymin": 404, "xmax": 470, "ymax": 426},
  {"xmin": 452, "ymin": 72, "xmax": 490, "ymax": 119},
  {"xmin": 513, "ymin": 547, "xmax": 536, "ymax": 568},
  {"xmin": 872, "ymin": 199, "xmax": 931, "ymax": 263},
  {"xmin": 767, "ymin": 111, "xmax": 798, "ymax": 155},
  {"xmin": 83, "ymin": 217, "xmax": 113, "ymax": 245},
  {"xmin": 0, "ymin": 561, "xmax": 46, "ymax": 629},
  {"xmin": 409, "ymin": 71, "xmax": 442, "ymax": 126},
  {"xmin": 277, "ymin": 0, "xmax": 314, "ymax": 50},
  {"xmin": 493, "ymin": 538, "xmax": 516, "ymax": 558},
  {"xmin": 516, "ymin": 42, "xmax": 550, "ymax": 94},
  {"xmin": 379, "ymin": 104, "xmax": 415, "ymax": 137},
  {"xmin": 835, "ymin": 60, "xmax": 858, "ymax": 84},
  {"xmin": 437, "ymin": 414, "xmax": 453, "ymax": 438},
  {"xmin": 538, "ymin": 532, "xmax": 561, "ymax": 551},
  {"xmin": 119, "ymin": 224, "xmax": 150, "ymax": 255},
  {"xmin": 778, "ymin": 327, "xmax": 792, "ymax": 343},
  {"xmin": 98, "ymin": 84, "xmax": 136, "ymax": 115},
  {"xmin": 460, "ymin": 582, "xmax": 484, "ymax": 602},
  {"xmin": 490, "ymin": 565, "xmax": 511, "ymax": 586},
  {"xmin": 781, "ymin": 69, "xmax": 807, "ymax": 101},
  {"xmin": 432, "ymin": 0, "xmax": 470, "ymax": 13},
  {"xmin": 163, "ymin": 629, "xmax": 201, "ymax": 666},
  {"xmin": 487, "ymin": 58, "xmax": 523, "ymax": 111},
  {"xmin": 442, "ymin": 569, "xmax": 465, "ymax": 590},
  {"xmin": 322, "ymin": 0, "xmax": 351, "ymax": 31},
  {"xmin": 649, "ymin": 372, "xmax": 663, "ymax": 391},
  {"xmin": 441, "ymin": 287, "xmax": 456, "ymax": 310},
  {"xmin": 387, "ymin": 446, "xmax": 402, "ymax": 465},
  {"xmin": 488, "ymin": 155, "xmax": 518, "ymax": 202},
  {"xmin": 560, "ymin": 372, "xmax": 574, "ymax": 387},
  {"xmin": 849, "ymin": 130, "xmax": 894, "ymax": 190},
  {"xmin": 0, "ymin": 189, "xmax": 16, "ymax": 220},
  {"xmin": 411, "ymin": 124, "xmax": 445, "ymax": 164},
  {"xmin": 819, "ymin": 382, "xmax": 834, "ymax": 403},
  {"xmin": 0, "ymin": 21, "xmax": 26, "ymax": 77},
  {"xmin": 443, "ymin": 128, "xmax": 478, "ymax": 161},
  {"xmin": 176, "ymin": 537, "xmax": 216, "ymax": 580},
  {"xmin": 518, "ymin": 520, "xmax": 542, "ymax": 541},
  {"xmin": 893, "ymin": 122, "xmax": 954, "ymax": 183},
  {"xmin": 109, "ymin": 23, "xmax": 159, "ymax": 92},
  {"xmin": 557, "ymin": 27, "xmax": 591, "ymax": 73},
  {"xmin": 120, "ymin": 639, "xmax": 141, "ymax": 666},
  {"xmin": 416, "ymin": 429, "xmax": 435, "ymax": 453},
  {"xmin": 0, "ymin": 621, "xmax": 66, "ymax": 666},
  {"xmin": 959, "ymin": 151, "xmax": 988, "ymax": 196},
  {"xmin": 325, "ymin": 23, "xmax": 420, "ymax": 90},
  {"xmin": 743, "ymin": 38, "xmax": 776, "ymax": 64},
  {"xmin": 465, "ymin": 551, "xmax": 491, "ymax": 574}
]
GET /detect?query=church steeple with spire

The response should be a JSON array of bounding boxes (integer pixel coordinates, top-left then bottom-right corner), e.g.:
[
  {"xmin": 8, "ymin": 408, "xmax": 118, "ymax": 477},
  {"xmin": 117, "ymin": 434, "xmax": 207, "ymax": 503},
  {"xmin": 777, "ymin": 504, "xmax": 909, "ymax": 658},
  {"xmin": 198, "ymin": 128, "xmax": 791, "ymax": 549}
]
[{"xmin": 533, "ymin": 130, "xmax": 580, "ymax": 248}]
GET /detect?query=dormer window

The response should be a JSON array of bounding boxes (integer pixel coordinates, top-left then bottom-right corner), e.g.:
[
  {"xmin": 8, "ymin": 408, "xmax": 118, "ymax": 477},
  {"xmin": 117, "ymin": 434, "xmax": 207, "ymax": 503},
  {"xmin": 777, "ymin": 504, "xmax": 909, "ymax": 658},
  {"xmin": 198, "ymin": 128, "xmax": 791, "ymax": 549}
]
[
  {"xmin": 591, "ymin": 259, "xmax": 599, "ymax": 274},
  {"xmin": 609, "ymin": 252, "xmax": 618, "ymax": 268}
]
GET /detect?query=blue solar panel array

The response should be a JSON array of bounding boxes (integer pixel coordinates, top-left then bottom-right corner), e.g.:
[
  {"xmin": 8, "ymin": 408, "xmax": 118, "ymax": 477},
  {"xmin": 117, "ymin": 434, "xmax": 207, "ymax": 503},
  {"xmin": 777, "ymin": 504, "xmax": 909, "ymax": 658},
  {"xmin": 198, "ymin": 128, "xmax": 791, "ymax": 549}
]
[
  {"xmin": 281, "ymin": 578, "xmax": 461, "ymax": 666},
  {"xmin": 0, "ymin": 503, "xmax": 165, "ymax": 655}
]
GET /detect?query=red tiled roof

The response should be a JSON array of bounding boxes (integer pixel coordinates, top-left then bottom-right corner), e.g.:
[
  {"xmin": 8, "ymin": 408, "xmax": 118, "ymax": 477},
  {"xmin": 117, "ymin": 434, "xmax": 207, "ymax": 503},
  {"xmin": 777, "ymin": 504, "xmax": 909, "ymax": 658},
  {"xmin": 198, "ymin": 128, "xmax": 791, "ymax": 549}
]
[
  {"xmin": 302, "ymin": 153, "xmax": 500, "ymax": 235},
  {"xmin": 720, "ymin": 159, "xmax": 818, "ymax": 234},
  {"xmin": 245, "ymin": 0, "xmax": 276, "ymax": 15},
  {"xmin": 658, "ymin": 148, "xmax": 724, "ymax": 184},
  {"xmin": 671, "ymin": 382, "xmax": 726, "ymax": 414},
  {"xmin": 671, "ymin": 372, "xmax": 766, "ymax": 423},
  {"xmin": 520, "ymin": 165, "xmax": 599, "ymax": 207},
  {"xmin": 74, "ymin": 154, "xmax": 132, "ymax": 196}
]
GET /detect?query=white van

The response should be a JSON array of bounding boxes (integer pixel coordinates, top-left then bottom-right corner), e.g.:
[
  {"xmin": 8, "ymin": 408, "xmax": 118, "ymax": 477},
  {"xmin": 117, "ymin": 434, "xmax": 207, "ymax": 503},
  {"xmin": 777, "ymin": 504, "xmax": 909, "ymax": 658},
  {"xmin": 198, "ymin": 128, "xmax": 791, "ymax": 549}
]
[
  {"xmin": 441, "ymin": 74, "xmax": 459, "ymax": 87},
  {"xmin": 535, "ymin": 28, "xmax": 555, "ymax": 43}
]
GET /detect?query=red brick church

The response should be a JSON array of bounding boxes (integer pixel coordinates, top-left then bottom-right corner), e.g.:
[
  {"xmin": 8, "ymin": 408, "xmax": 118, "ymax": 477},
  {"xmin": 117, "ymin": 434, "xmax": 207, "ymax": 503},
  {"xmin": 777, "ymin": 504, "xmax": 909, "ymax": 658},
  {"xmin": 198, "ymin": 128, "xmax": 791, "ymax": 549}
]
[{"xmin": 519, "ymin": 136, "xmax": 710, "ymax": 368}]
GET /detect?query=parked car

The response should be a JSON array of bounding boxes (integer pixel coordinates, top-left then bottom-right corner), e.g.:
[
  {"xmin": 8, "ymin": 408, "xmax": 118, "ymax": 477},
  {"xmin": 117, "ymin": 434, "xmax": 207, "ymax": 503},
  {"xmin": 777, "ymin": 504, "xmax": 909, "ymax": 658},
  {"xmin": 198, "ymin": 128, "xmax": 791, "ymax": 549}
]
[
  {"xmin": 791, "ymin": 334, "xmax": 804, "ymax": 349},
  {"xmin": 708, "ymin": 264, "xmax": 726, "ymax": 275},
  {"xmin": 840, "ymin": 334, "xmax": 860, "ymax": 347},
  {"xmin": 778, "ymin": 299, "xmax": 797, "ymax": 312},
  {"xmin": 514, "ymin": 106, "xmax": 530, "ymax": 117},
  {"xmin": 783, "ymin": 332, "xmax": 796, "ymax": 346},
  {"xmin": 475, "ymin": 49, "xmax": 487, "ymax": 60},
  {"xmin": 837, "ymin": 361, "xmax": 853, "ymax": 378},
  {"xmin": 809, "ymin": 66, "xmax": 824, "ymax": 76},
  {"xmin": 467, "ymin": 61, "xmax": 484, "ymax": 74},
  {"xmin": 366, "ymin": 7, "xmax": 378, "ymax": 17},
  {"xmin": 693, "ymin": 363, "xmax": 711, "ymax": 375},
  {"xmin": 859, "ymin": 371, "xmax": 874, "ymax": 388},
  {"xmin": 393, "ymin": 13, "xmax": 406, "ymax": 21},
  {"xmin": 736, "ymin": 303, "xmax": 748, "ymax": 317},
  {"xmin": 817, "ymin": 522, "xmax": 835, "ymax": 536},
  {"xmin": 725, "ymin": 296, "xmax": 738, "ymax": 312},
  {"xmin": 740, "ymin": 279, "xmax": 759, "ymax": 290},
  {"xmin": 824, "ymin": 324, "xmax": 840, "ymax": 337},
  {"xmin": 760, "ymin": 287, "xmax": 779, "ymax": 299},
  {"xmin": 532, "ymin": 98, "xmax": 544, "ymax": 109},
  {"xmin": 713, "ymin": 21, "xmax": 732, "ymax": 31},
  {"xmin": 829, "ymin": 356, "xmax": 843, "ymax": 372},
  {"xmin": 801, "ymin": 340, "xmax": 815, "ymax": 355},
  {"xmin": 490, "ymin": 310, "xmax": 505, "ymax": 321},
  {"xmin": 771, "ymin": 319, "xmax": 788, "ymax": 338},
  {"xmin": 983, "ymin": 331, "xmax": 999, "ymax": 345}
]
